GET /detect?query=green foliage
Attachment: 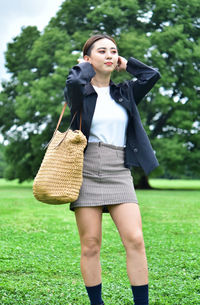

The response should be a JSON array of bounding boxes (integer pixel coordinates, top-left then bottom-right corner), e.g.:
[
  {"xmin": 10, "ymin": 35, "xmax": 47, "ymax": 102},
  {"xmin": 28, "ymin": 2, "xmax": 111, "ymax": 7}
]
[
  {"xmin": 5, "ymin": 26, "xmax": 40, "ymax": 77},
  {"xmin": 0, "ymin": 144, "xmax": 6, "ymax": 177},
  {"xmin": 0, "ymin": 26, "xmax": 73, "ymax": 181},
  {"xmin": 0, "ymin": 0, "xmax": 200, "ymax": 183},
  {"xmin": 0, "ymin": 179, "xmax": 199, "ymax": 304}
]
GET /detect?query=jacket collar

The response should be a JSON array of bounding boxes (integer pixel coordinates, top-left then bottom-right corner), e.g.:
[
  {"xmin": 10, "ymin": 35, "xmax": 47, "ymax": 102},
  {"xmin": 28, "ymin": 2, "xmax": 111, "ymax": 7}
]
[
  {"xmin": 84, "ymin": 80, "xmax": 117, "ymax": 96},
  {"xmin": 83, "ymin": 80, "xmax": 132, "ymax": 116}
]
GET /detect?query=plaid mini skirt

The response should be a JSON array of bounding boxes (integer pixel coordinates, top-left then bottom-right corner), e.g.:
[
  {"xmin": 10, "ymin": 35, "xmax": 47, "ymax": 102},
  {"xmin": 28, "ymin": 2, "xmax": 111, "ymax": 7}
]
[{"xmin": 70, "ymin": 141, "xmax": 138, "ymax": 213}]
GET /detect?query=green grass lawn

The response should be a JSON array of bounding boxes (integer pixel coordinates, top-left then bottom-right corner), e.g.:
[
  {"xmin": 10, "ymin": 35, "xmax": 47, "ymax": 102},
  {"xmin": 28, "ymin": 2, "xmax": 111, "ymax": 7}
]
[
  {"xmin": 0, "ymin": 179, "xmax": 200, "ymax": 304},
  {"xmin": 149, "ymin": 178, "xmax": 200, "ymax": 190}
]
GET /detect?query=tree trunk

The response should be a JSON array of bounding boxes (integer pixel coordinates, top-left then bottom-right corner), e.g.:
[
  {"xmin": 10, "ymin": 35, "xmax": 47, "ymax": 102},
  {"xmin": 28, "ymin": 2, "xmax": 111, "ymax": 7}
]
[{"xmin": 131, "ymin": 167, "xmax": 152, "ymax": 189}]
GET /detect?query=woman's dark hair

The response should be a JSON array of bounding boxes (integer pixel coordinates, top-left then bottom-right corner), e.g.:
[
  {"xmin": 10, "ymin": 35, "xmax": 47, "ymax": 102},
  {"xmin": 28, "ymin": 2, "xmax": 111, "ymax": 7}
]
[{"xmin": 83, "ymin": 34, "xmax": 117, "ymax": 57}]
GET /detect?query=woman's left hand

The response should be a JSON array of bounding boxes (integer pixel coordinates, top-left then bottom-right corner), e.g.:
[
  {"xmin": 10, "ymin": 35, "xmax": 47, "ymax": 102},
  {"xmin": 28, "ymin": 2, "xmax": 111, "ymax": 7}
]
[{"xmin": 116, "ymin": 56, "xmax": 128, "ymax": 72}]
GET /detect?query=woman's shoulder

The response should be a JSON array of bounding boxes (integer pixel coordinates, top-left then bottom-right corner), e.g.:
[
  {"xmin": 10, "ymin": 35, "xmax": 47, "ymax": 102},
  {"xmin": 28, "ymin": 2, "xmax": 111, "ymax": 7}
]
[{"xmin": 113, "ymin": 79, "xmax": 133, "ymax": 90}]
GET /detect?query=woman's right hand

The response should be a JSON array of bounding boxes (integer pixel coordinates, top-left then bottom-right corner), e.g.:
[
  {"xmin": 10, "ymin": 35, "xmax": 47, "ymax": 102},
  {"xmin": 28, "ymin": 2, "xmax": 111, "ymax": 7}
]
[{"xmin": 116, "ymin": 56, "xmax": 128, "ymax": 72}]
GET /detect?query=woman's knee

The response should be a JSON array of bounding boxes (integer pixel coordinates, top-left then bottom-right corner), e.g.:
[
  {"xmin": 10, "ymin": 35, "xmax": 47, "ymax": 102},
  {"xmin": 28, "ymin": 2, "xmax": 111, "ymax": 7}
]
[
  {"xmin": 123, "ymin": 231, "xmax": 145, "ymax": 252},
  {"xmin": 81, "ymin": 236, "xmax": 101, "ymax": 258}
]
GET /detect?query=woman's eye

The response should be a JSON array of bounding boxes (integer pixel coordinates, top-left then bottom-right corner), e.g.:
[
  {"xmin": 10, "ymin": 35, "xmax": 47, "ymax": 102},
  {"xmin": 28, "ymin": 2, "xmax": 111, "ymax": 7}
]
[{"xmin": 98, "ymin": 50, "xmax": 117, "ymax": 54}]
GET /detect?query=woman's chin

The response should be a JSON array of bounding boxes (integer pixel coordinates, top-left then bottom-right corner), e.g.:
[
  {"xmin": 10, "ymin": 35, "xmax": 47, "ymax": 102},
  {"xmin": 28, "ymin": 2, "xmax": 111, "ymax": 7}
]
[
  {"xmin": 94, "ymin": 66, "xmax": 115, "ymax": 75},
  {"xmin": 103, "ymin": 66, "xmax": 115, "ymax": 73}
]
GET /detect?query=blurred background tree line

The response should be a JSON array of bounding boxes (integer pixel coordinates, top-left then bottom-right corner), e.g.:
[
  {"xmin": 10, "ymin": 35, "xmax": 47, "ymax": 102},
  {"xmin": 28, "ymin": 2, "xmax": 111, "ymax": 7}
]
[{"xmin": 0, "ymin": 0, "xmax": 200, "ymax": 188}]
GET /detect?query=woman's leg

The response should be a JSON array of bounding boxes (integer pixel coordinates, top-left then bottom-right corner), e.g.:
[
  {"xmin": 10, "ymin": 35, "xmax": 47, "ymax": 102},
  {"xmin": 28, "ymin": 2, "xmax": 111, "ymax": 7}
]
[
  {"xmin": 75, "ymin": 206, "xmax": 103, "ymax": 286},
  {"xmin": 107, "ymin": 203, "xmax": 148, "ymax": 286}
]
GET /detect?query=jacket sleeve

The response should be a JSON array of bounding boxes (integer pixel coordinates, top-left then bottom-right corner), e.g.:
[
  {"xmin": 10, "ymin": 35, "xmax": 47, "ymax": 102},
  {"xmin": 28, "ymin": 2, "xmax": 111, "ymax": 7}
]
[
  {"xmin": 64, "ymin": 62, "xmax": 96, "ymax": 113},
  {"xmin": 126, "ymin": 57, "xmax": 161, "ymax": 105}
]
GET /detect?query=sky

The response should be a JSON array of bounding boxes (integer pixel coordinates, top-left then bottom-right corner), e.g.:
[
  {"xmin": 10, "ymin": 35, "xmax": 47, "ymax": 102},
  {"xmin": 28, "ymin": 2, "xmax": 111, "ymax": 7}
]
[{"xmin": 0, "ymin": 0, "xmax": 64, "ymax": 88}]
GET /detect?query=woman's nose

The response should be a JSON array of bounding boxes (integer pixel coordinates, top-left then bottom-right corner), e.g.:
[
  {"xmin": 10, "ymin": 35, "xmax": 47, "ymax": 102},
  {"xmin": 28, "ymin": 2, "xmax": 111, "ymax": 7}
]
[{"xmin": 106, "ymin": 52, "xmax": 112, "ymax": 59}]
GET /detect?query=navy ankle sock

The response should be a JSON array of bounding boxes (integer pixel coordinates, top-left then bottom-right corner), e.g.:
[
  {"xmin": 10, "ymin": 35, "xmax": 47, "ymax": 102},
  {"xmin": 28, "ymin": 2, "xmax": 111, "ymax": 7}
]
[
  {"xmin": 85, "ymin": 283, "xmax": 104, "ymax": 305},
  {"xmin": 131, "ymin": 284, "xmax": 149, "ymax": 305}
]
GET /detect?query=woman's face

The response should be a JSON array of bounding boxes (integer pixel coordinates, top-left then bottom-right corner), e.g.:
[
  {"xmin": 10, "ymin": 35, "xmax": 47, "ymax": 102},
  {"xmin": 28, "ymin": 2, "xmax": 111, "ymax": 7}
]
[{"xmin": 84, "ymin": 38, "xmax": 118, "ymax": 75}]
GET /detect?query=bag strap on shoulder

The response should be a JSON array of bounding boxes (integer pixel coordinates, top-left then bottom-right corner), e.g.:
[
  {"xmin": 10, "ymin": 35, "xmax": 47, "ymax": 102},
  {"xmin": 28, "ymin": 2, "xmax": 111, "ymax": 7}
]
[
  {"xmin": 44, "ymin": 102, "xmax": 82, "ymax": 149},
  {"xmin": 55, "ymin": 102, "xmax": 82, "ymax": 134}
]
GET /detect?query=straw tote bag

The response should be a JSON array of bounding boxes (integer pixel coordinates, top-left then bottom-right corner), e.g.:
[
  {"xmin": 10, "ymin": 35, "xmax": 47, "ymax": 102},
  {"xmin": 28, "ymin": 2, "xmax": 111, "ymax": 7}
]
[{"xmin": 33, "ymin": 103, "xmax": 87, "ymax": 205}]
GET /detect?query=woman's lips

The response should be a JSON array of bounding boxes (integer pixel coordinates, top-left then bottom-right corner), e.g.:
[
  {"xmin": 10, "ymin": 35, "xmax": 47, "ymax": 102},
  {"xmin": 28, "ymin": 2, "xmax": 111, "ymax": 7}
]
[{"xmin": 105, "ymin": 62, "xmax": 113, "ymax": 66}]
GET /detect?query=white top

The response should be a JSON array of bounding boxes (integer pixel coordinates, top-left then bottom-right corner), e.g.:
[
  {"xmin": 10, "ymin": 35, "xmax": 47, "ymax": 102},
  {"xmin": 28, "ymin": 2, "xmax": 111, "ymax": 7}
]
[{"xmin": 88, "ymin": 86, "xmax": 129, "ymax": 147}]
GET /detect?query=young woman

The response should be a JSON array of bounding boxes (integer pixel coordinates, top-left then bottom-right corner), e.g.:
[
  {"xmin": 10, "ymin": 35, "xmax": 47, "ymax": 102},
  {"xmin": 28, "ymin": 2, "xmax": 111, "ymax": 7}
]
[{"xmin": 64, "ymin": 34, "xmax": 161, "ymax": 305}]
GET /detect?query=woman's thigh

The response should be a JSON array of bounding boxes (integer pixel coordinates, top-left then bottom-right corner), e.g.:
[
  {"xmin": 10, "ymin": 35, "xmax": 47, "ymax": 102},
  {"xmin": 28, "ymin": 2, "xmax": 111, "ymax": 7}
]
[
  {"xmin": 75, "ymin": 206, "xmax": 103, "ymax": 246},
  {"xmin": 107, "ymin": 203, "xmax": 144, "ymax": 248}
]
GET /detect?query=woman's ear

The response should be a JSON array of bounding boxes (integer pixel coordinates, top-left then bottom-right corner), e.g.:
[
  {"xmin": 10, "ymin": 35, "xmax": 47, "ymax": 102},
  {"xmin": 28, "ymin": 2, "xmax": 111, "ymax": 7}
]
[{"xmin": 84, "ymin": 55, "xmax": 91, "ymax": 63}]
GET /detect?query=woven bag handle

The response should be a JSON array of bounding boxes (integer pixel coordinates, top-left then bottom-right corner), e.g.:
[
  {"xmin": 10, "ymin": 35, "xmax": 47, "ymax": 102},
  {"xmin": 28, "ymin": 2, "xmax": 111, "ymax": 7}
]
[
  {"xmin": 44, "ymin": 102, "xmax": 82, "ymax": 149},
  {"xmin": 55, "ymin": 102, "xmax": 82, "ymax": 133}
]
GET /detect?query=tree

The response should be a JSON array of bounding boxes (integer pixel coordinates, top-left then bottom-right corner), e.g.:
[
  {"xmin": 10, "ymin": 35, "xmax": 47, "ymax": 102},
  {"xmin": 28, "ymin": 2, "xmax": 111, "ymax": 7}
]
[
  {"xmin": 0, "ymin": 26, "xmax": 73, "ymax": 181},
  {"xmin": 0, "ymin": 144, "xmax": 6, "ymax": 178},
  {"xmin": 143, "ymin": 0, "xmax": 200, "ymax": 179},
  {"xmin": 0, "ymin": 0, "xmax": 200, "ymax": 185}
]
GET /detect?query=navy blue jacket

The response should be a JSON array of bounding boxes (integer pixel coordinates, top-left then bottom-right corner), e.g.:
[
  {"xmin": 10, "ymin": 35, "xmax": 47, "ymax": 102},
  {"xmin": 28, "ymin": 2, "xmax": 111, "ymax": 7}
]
[{"xmin": 64, "ymin": 57, "xmax": 161, "ymax": 175}]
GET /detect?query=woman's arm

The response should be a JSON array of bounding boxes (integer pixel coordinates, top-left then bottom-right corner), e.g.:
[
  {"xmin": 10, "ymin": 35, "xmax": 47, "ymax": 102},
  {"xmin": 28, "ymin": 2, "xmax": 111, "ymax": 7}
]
[
  {"xmin": 64, "ymin": 62, "xmax": 96, "ymax": 113},
  {"xmin": 126, "ymin": 57, "xmax": 161, "ymax": 105}
]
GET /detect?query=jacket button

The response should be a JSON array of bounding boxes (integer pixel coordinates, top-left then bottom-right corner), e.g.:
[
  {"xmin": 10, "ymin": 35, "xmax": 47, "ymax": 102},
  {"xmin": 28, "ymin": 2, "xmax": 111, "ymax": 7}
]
[
  {"xmin": 133, "ymin": 148, "xmax": 138, "ymax": 153},
  {"xmin": 118, "ymin": 98, "xmax": 123, "ymax": 102}
]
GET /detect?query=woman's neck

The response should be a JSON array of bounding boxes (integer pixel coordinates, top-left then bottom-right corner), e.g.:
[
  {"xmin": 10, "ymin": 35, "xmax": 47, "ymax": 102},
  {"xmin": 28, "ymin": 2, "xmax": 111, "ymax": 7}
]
[{"xmin": 91, "ymin": 74, "xmax": 110, "ymax": 87}]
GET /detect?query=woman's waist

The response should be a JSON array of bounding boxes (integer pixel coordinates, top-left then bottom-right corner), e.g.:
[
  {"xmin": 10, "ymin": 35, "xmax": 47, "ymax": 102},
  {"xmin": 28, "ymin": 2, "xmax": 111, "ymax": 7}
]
[{"xmin": 87, "ymin": 141, "xmax": 125, "ymax": 151}]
